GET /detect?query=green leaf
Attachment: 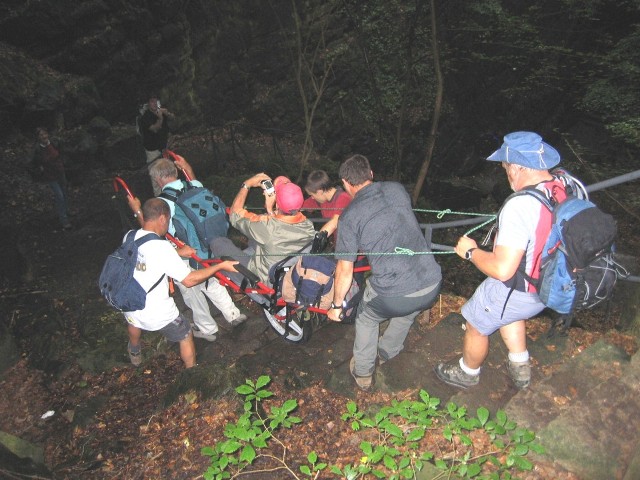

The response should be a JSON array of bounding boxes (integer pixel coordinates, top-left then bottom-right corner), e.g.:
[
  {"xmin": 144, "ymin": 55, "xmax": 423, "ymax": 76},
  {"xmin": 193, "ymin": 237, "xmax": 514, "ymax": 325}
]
[
  {"xmin": 406, "ymin": 427, "xmax": 425, "ymax": 441},
  {"xmin": 346, "ymin": 401, "xmax": 358, "ymax": 414},
  {"xmin": 282, "ymin": 399, "xmax": 298, "ymax": 412},
  {"xmin": 383, "ymin": 453, "xmax": 398, "ymax": 469},
  {"xmin": 383, "ymin": 422, "xmax": 404, "ymax": 438},
  {"xmin": 255, "ymin": 375, "xmax": 271, "ymax": 389},
  {"xmin": 256, "ymin": 390, "xmax": 273, "ymax": 399},
  {"xmin": 514, "ymin": 444, "xmax": 529, "ymax": 456},
  {"xmin": 201, "ymin": 446, "xmax": 215, "ymax": 456},
  {"xmin": 467, "ymin": 463, "xmax": 482, "ymax": 477},
  {"xmin": 300, "ymin": 465, "xmax": 312, "ymax": 475},
  {"xmin": 308, "ymin": 451, "xmax": 318, "ymax": 464},
  {"xmin": 220, "ymin": 440, "xmax": 242, "ymax": 454},
  {"xmin": 514, "ymin": 456, "xmax": 534, "ymax": 470},
  {"xmin": 434, "ymin": 459, "xmax": 447, "ymax": 469},
  {"xmin": 459, "ymin": 434, "xmax": 473, "ymax": 446},
  {"xmin": 360, "ymin": 441, "xmax": 373, "ymax": 455},
  {"xmin": 330, "ymin": 466, "xmax": 343, "ymax": 475},
  {"xmin": 239, "ymin": 445, "xmax": 256, "ymax": 464},
  {"xmin": 315, "ymin": 462, "xmax": 327, "ymax": 470},
  {"xmin": 477, "ymin": 406, "xmax": 490, "ymax": 426},
  {"xmin": 496, "ymin": 410, "xmax": 507, "ymax": 426},
  {"xmin": 236, "ymin": 385, "xmax": 254, "ymax": 395}
]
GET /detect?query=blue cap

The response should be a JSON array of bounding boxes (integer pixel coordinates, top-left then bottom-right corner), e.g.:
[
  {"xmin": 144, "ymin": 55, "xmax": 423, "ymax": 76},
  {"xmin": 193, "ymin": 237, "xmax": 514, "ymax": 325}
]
[{"xmin": 487, "ymin": 131, "xmax": 560, "ymax": 170}]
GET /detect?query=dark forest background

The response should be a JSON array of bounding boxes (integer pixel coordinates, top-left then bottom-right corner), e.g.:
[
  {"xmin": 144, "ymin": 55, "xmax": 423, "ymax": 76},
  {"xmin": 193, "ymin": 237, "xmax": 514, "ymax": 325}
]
[{"xmin": 1, "ymin": 0, "xmax": 639, "ymax": 199}]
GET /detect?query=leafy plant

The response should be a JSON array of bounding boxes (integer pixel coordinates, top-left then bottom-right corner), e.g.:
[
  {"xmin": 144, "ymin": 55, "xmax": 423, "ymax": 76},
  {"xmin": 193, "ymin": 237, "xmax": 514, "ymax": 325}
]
[
  {"xmin": 201, "ymin": 375, "xmax": 325, "ymax": 479},
  {"xmin": 201, "ymin": 377, "xmax": 543, "ymax": 479}
]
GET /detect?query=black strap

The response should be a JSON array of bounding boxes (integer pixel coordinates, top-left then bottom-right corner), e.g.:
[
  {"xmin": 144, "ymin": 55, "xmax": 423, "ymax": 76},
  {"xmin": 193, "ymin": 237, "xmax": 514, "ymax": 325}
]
[{"xmin": 147, "ymin": 274, "xmax": 165, "ymax": 294}]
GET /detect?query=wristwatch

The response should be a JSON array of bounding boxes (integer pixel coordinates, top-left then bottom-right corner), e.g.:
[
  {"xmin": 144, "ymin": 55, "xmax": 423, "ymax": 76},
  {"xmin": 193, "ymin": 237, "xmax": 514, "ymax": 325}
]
[
  {"xmin": 465, "ymin": 248, "xmax": 477, "ymax": 261},
  {"xmin": 330, "ymin": 301, "xmax": 346, "ymax": 310},
  {"xmin": 241, "ymin": 183, "xmax": 250, "ymax": 190}
]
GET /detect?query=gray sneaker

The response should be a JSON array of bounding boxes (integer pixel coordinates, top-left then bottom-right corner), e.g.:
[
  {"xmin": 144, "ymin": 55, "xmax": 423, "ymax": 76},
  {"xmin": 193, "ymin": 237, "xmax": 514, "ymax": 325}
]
[
  {"xmin": 507, "ymin": 360, "xmax": 531, "ymax": 389},
  {"xmin": 192, "ymin": 329, "xmax": 217, "ymax": 342},
  {"xmin": 127, "ymin": 342, "xmax": 142, "ymax": 367},
  {"xmin": 434, "ymin": 362, "xmax": 479, "ymax": 389},
  {"xmin": 228, "ymin": 313, "xmax": 247, "ymax": 327},
  {"xmin": 350, "ymin": 357, "xmax": 373, "ymax": 391}
]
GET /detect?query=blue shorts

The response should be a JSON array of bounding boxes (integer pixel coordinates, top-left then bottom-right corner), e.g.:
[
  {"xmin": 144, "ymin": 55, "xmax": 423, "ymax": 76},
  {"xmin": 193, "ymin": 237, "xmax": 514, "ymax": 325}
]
[
  {"xmin": 461, "ymin": 277, "xmax": 545, "ymax": 336},
  {"xmin": 158, "ymin": 315, "xmax": 191, "ymax": 343}
]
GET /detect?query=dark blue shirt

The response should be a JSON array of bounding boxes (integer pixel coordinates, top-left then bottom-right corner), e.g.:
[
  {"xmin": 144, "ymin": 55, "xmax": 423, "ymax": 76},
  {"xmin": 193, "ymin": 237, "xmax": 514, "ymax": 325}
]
[{"xmin": 336, "ymin": 182, "xmax": 441, "ymax": 296}]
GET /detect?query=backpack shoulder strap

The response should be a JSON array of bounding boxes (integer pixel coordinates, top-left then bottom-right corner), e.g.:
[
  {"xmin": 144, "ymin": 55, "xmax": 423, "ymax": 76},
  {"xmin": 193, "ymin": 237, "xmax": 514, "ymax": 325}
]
[
  {"xmin": 504, "ymin": 187, "xmax": 554, "ymax": 213},
  {"xmin": 131, "ymin": 231, "xmax": 165, "ymax": 293},
  {"xmin": 133, "ymin": 232, "xmax": 162, "ymax": 247}
]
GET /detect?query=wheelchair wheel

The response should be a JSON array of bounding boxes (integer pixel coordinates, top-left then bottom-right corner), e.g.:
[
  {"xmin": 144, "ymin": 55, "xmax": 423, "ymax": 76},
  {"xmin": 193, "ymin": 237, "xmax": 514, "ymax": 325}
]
[{"xmin": 262, "ymin": 306, "xmax": 312, "ymax": 343}]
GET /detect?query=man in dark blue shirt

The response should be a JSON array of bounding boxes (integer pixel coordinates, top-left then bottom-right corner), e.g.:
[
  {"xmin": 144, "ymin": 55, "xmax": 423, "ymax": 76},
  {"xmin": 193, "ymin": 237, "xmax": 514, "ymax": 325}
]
[{"xmin": 328, "ymin": 154, "xmax": 442, "ymax": 391}]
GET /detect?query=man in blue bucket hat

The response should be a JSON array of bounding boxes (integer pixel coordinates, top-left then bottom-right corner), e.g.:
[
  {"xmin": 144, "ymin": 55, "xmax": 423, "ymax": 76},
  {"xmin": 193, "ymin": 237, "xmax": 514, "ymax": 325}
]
[{"xmin": 435, "ymin": 131, "xmax": 567, "ymax": 390}]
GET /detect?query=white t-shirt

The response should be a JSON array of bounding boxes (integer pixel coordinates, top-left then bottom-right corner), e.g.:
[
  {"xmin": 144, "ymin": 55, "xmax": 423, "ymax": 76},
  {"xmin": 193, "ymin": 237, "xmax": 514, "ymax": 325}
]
[
  {"xmin": 495, "ymin": 193, "xmax": 553, "ymax": 292},
  {"xmin": 123, "ymin": 229, "xmax": 191, "ymax": 331}
]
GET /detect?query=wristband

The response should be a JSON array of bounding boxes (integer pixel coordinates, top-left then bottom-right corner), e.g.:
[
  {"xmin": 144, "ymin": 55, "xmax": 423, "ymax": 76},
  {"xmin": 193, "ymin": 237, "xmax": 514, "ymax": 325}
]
[
  {"xmin": 465, "ymin": 248, "xmax": 477, "ymax": 261},
  {"xmin": 241, "ymin": 183, "xmax": 250, "ymax": 190},
  {"xmin": 330, "ymin": 301, "xmax": 346, "ymax": 310}
]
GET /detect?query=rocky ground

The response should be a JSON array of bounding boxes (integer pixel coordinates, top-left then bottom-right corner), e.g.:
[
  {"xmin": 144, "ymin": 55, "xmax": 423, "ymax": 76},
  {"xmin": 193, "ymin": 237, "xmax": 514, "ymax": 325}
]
[{"xmin": 1, "ymin": 136, "xmax": 640, "ymax": 479}]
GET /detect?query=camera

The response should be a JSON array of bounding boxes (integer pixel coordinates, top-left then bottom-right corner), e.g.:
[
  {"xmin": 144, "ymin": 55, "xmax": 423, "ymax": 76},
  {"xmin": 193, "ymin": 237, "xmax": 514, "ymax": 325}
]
[{"xmin": 261, "ymin": 179, "xmax": 275, "ymax": 196}]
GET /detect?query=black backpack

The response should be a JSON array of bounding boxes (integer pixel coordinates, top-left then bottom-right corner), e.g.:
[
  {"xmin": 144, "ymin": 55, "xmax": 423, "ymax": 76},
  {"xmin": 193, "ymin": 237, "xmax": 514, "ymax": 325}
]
[{"xmin": 98, "ymin": 231, "xmax": 164, "ymax": 311}]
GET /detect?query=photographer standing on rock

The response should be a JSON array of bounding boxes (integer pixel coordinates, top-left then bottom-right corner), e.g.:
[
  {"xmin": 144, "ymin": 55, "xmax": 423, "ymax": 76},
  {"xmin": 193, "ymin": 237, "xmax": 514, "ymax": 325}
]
[{"xmin": 138, "ymin": 95, "xmax": 175, "ymax": 163}]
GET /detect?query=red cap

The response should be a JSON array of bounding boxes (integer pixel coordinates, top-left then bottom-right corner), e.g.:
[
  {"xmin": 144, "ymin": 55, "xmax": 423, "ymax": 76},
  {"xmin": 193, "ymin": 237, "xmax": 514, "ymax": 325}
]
[{"xmin": 275, "ymin": 181, "xmax": 303, "ymax": 214}]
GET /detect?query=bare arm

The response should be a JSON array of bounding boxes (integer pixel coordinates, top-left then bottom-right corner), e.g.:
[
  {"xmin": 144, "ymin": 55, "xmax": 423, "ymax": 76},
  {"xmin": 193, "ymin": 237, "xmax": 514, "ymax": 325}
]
[
  {"xmin": 455, "ymin": 235, "xmax": 524, "ymax": 281},
  {"xmin": 230, "ymin": 173, "xmax": 271, "ymax": 214},
  {"xmin": 180, "ymin": 260, "xmax": 238, "ymax": 287},
  {"xmin": 127, "ymin": 196, "xmax": 144, "ymax": 227},
  {"xmin": 319, "ymin": 214, "xmax": 340, "ymax": 236},
  {"xmin": 172, "ymin": 154, "xmax": 196, "ymax": 180},
  {"xmin": 327, "ymin": 259, "xmax": 354, "ymax": 322}
]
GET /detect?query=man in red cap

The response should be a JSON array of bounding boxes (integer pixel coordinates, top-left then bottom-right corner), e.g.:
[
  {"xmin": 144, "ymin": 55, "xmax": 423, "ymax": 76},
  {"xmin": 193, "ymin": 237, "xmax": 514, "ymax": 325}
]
[{"xmin": 211, "ymin": 173, "xmax": 316, "ymax": 285}]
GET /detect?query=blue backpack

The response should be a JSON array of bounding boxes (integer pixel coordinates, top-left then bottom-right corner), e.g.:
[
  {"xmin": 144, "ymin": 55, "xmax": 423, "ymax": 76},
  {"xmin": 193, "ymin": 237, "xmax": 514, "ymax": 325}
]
[
  {"xmin": 98, "ymin": 231, "xmax": 164, "ymax": 311},
  {"xmin": 160, "ymin": 181, "xmax": 229, "ymax": 269},
  {"xmin": 501, "ymin": 171, "xmax": 628, "ymax": 334}
]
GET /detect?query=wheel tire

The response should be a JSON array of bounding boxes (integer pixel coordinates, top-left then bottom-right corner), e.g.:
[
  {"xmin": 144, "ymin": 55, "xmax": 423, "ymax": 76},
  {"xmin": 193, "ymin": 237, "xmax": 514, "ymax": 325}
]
[{"xmin": 262, "ymin": 306, "xmax": 312, "ymax": 343}]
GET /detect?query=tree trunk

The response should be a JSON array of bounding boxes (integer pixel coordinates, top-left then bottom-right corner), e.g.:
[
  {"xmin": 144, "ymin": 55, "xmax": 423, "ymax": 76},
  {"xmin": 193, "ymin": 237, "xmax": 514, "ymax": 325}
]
[{"xmin": 411, "ymin": 0, "xmax": 443, "ymax": 206}]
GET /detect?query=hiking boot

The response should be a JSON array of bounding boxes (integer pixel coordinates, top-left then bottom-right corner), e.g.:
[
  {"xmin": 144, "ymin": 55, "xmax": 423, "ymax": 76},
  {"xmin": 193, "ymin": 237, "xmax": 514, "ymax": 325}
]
[
  {"xmin": 192, "ymin": 329, "xmax": 217, "ymax": 342},
  {"xmin": 507, "ymin": 360, "xmax": 531, "ymax": 389},
  {"xmin": 350, "ymin": 357, "xmax": 373, "ymax": 391},
  {"xmin": 127, "ymin": 343, "xmax": 142, "ymax": 367},
  {"xmin": 228, "ymin": 313, "xmax": 247, "ymax": 327},
  {"xmin": 434, "ymin": 362, "xmax": 479, "ymax": 389}
]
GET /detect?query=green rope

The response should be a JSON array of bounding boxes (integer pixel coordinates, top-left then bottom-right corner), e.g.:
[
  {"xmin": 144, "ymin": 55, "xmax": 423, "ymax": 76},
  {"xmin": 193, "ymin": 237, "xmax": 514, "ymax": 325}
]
[{"xmin": 229, "ymin": 206, "xmax": 497, "ymax": 258}]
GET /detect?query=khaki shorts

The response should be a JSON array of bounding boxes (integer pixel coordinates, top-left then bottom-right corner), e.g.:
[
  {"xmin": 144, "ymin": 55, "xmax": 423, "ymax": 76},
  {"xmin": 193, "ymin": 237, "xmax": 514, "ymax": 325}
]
[{"xmin": 461, "ymin": 277, "xmax": 545, "ymax": 336}]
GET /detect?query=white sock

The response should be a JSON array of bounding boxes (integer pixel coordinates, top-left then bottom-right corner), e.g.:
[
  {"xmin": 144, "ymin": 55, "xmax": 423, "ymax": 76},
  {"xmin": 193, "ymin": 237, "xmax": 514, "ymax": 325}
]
[
  {"xmin": 459, "ymin": 357, "xmax": 481, "ymax": 376},
  {"xmin": 508, "ymin": 350, "xmax": 530, "ymax": 364}
]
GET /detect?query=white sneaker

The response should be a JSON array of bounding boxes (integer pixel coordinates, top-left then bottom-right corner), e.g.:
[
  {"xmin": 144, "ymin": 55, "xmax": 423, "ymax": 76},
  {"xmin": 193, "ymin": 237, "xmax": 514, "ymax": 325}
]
[{"xmin": 192, "ymin": 329, "xmax": 217, "ymax": 342}]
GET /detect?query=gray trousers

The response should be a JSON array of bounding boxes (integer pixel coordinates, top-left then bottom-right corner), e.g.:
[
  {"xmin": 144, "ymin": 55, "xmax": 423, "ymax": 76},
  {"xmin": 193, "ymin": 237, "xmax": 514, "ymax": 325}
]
[{"xmin": 353, "ymin": 280, "xmax": 441, "ymax": 376}]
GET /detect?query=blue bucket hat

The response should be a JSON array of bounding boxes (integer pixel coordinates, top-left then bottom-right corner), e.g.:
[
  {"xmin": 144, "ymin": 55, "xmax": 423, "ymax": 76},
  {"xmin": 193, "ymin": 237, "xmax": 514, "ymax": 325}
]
[{"xmin": 487, "ymin": 131, "xmax": 560, "ymax": 170}]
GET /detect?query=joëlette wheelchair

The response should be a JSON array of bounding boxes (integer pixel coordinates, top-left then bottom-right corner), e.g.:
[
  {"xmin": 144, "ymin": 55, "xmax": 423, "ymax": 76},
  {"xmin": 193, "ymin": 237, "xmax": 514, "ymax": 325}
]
[{"xmin": 113, "ymin": 175, "xmax": 368, "ymax": 344}]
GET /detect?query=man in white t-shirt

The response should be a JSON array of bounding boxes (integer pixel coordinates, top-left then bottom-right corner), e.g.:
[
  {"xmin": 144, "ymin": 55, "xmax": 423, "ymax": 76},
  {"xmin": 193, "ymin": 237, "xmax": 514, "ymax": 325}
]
[
  {"xmin": 435, "ymin": 132, "xmax": 568, "ymax": 390},
  {"xmin": 123, "ymin": 198, "xmax": 238, "ymax": 368}
]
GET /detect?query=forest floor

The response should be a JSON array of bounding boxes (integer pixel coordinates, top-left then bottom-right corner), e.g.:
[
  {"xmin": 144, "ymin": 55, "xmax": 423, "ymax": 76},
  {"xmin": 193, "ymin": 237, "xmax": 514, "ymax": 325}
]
[{"xmin": 1, "ymin": 136, "xmax": 639, "ymax": 479}]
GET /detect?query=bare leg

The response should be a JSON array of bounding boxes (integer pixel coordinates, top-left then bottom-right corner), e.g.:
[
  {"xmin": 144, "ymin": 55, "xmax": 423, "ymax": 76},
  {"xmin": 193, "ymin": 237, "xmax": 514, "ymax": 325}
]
[
  {"xmin": 462, "ymin": 321, "xmax": 489, "ymax": 369},
  {"xmin": 127, "ymin": 324, "xmax": 142, "ymax": 349},
  {"xmin": 178, "ymin": 332, "xmax": 196, "ymax": 368},
  {"xmin": 499, "ymin": 320, "xmax": 527, "ymax": 354}
]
